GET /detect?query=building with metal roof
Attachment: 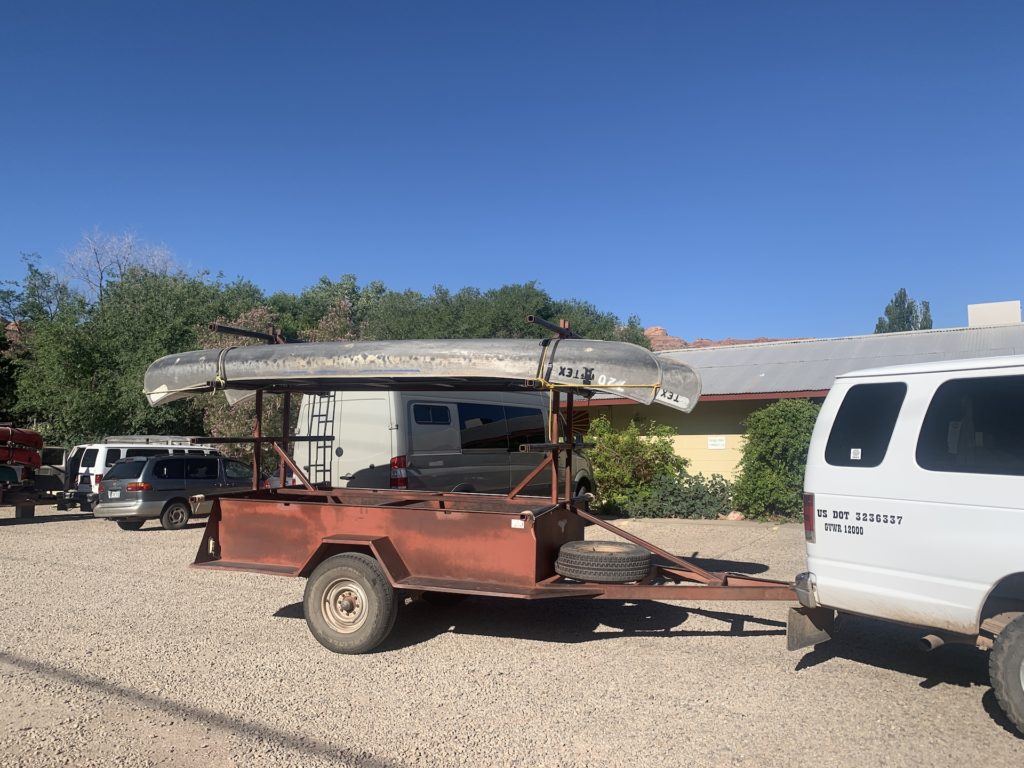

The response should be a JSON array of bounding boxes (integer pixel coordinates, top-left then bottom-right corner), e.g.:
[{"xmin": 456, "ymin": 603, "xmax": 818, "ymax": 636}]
[{"xmin": 579, "ymin": 321, "xmax": 1024, "ymax": 480}]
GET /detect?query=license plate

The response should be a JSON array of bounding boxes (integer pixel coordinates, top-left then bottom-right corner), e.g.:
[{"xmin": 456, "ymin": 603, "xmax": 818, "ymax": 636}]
[{"xmin": 108, "ymin": 491, "xmax": 121, "ymax": 499}]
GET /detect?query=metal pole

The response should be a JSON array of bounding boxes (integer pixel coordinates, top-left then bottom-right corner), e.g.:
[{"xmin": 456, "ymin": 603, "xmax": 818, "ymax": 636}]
[
  {"xmin": 252, "ymin": 389, "xmax": 263, "ymax": 491},
  {"xmin": 280, "ymin": 392, "xmax": 291, "ymax": 488},
  {"xmin": 564, "ymin": 393, "xmax": 574, "ymax": 505},
  {"xmin": 549, "ymin": 390, "xmax": 560, "ymax": 503}
]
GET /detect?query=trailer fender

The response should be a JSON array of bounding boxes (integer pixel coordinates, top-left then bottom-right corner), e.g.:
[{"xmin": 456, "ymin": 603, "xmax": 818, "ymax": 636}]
[{"xmin": 298, "ymin": 535, "xmax": 410, "ymax": 584}]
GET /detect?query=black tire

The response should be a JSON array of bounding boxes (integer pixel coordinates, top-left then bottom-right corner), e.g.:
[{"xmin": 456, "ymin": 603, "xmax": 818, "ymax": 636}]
[
  {"xmin": 116, "ymin": 520, "xmax": 145, "ymax": 531},
  {"xmin": 990, "ymin": 613, "xmax": 1024, "ymax": 734},
  {"xmin": 555, "ymin": 540, "xmax": 652, "ymax": 583},
  {"xmin": 421, "ymin": 591, "xmax": 466, "ymax": 608},
  {"xmin": 160, "ymin": 501, "xmax": 190, "ymax": 530},
  {"xmin": 304, "ymin": 553, "xmax": 398, "ymax": 654}
]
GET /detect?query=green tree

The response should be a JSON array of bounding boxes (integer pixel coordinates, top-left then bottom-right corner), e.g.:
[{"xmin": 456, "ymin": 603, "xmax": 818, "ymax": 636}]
[
  {"xmin": 732, "ymin": 399, "xmax": 820, "ymax": 519},
  {"xmin": 874, "ymin": 288, "xmax": 933, "ymax": 333}
]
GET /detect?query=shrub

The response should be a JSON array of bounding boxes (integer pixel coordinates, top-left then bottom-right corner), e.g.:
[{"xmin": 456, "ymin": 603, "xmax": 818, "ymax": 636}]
[
  {"xmin": 732, "ymin": 399, "xmax": 821, "ymax": 519},
  {"xmin": 619, "ymin": 471, "xmax": 733, "ymax": 519},
  {"xmin": 586, "ymin": 415, "xmax": 688, "ymax": 509}
]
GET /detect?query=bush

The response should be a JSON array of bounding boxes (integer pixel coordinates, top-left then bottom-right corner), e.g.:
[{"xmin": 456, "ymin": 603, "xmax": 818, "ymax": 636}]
[
  {"xmin": 732, "ymin": 399, "xmax": 820, "ymax": 519},
  {"xmin": 586, "ymin": 415, "xmax": 688, "ymax": 509},
  {"xmin": 619, "ymin": 471, "xmax": 733, "ymax": 519}
]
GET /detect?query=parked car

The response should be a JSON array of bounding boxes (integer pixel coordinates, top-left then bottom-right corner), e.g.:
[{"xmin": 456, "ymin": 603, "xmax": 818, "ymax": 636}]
[
  {"xmin": 94, "ymin": 454, "xmax": 255, "ymax": 530},
  {"xmin": 794, "ymin": 355, "xmax": 1024, "ymax": 732},
  {"xmin": 292, "ymin": 390, "xmax": 594, "ymax": 496},
  {"xmin": 62, "ymin": 436, "xmax": 219, "ymax": 512}
]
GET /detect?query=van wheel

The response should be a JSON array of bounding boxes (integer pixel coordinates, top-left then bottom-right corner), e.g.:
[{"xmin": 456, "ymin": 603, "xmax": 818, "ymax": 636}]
[
  {"xmin": 555, "ymin": 540, "xmax": 652, "ymax": 583},
  {"xmin": 160, "ymin": 502, "xmax": 191, "ymax": 530},
  {"xmin": 116, "ymin": 520, "xmax": 144, "ymax": 531},
  {"xmin": 304, "ymin": 553, "xmax": 397, "ymax": 654},
  {"xmin": 990, "ymin": 613, "xmax": 1024, "ymax": 734}
]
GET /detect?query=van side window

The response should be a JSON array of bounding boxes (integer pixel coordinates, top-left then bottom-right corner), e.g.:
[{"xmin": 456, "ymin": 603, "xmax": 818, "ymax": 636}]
[
  {"xmin": 224, "ymin": 460, "xmax": 253, "ymax": 480},
  {"xmin": 457, "ymin": 403, "xmax": 508, "ymax": 451},
  {"xmin": 413, "ymin": 404, "xmax": 451, "ymax": 425},
  {"xmin": 186, "ymin": 457, "xmax": 219, "ymax": 480},
  {"xmin": 409, "ymin": 403, "xmax": 459, "ymax": 453},
  {"xmin": 505, "ymin": 406, "xmax": 546, "ymax": 451},
  {"xmin": 126, "ymin": 448, "xmax": 167, "ymax": 458},
  {"xmin": 104, "ymin": 448, "xmax": 122, "ymax": 466},
  {"xmin": 916, "ymin": 375, "xmax": 1024, "ymax": 476},
  {"xmin": 825, "ymin": 383, "xmax": 906, "ymax": 468},
  {"xmin": 152, "ymin": 458, "xmax": 185, "ymax": 480}
]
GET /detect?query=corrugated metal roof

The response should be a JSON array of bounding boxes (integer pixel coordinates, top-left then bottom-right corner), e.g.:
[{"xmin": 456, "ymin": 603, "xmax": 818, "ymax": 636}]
[{"xmin": 657, "ymin": 324, "xmax": 1024, "ymax": 396}]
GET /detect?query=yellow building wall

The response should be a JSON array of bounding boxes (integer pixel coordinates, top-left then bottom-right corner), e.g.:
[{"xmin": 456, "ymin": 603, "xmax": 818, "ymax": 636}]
[{"xmin": 587, "ymin": 399, "xmax": 766, "ymax": 481}]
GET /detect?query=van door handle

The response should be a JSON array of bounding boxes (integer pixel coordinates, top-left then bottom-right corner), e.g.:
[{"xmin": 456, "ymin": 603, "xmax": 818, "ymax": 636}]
[{"xmin": 338, "ymin": 473, "xmax": 353, "ymax": 480}]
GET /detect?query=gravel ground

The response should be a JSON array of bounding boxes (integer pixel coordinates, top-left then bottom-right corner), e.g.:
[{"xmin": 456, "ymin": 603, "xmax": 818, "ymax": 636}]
[{"xmin": 1, "ymin": 506, "xmax": 1022, "ymax": 767}]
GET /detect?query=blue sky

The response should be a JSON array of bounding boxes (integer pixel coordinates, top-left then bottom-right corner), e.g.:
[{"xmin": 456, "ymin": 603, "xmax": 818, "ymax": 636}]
[{"xmin": 1, "ymin": 2, "xmax": 1022, "ymax": 339}]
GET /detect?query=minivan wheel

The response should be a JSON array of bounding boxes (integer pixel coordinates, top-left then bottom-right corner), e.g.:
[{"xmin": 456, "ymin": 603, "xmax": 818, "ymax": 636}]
[
  {"xmin": 990, "ymin": 613, "xmax": 1024, "ymax": 734},
  {"xmin": 304, "ymin": 553, "xmax": 397, "ymax": 654},
  {"xmin": 160, "ymin": 502, "xmax": 191, "ymax": 530},
  {"xmin": 116, "ymin": 520, "xmax": 145, "ymax": 531}
]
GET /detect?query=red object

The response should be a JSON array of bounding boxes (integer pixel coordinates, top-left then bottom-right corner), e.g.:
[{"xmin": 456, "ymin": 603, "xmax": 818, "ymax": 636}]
[
  {"xmin": 0, "ymin": 427, "xmax": 44, "ymax": 450},
  {"xmin": 802, "ymin": 493, "xmax": 816, "ymax": 543},
  {"xmin": 389, "ymin": 455, "xmax": 408, "ymax": 489},
  {"xmin": 0, "ymin": 446, "xmax": 41, "ymax": 469},
  {"xmin": 126, "ymin": 482, "xmax": 153, "ymax": 492}
]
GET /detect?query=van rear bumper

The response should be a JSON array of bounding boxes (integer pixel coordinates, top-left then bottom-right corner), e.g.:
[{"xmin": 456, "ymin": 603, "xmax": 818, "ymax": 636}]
[{"xmin": 94, "ymin": 499, "xmax": 164, "ymax": 520}]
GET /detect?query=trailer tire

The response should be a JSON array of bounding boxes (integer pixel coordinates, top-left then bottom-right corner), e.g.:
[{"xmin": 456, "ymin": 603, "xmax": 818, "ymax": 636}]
[
  {"xmin": 116, "ymin": 520, "xmax": 144, "ymax": 531},
  {"xmin": 304, "ymin": 553, "xmax": 397, "ymax": 654},
  {"xmin": 555, "ymin": 540, "xmax": 652, "ymax": 583},
  {"xmin": 990, "ymin": 612, "xmax": 1024, "ymax": 734}
]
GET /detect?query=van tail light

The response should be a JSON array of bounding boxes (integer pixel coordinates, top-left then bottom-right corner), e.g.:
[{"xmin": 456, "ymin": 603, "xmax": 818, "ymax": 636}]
[
  {"xmin": 389, "ymin": 456, "xmax": 408, "ymax": 489},
  {"xmin": 93, "ymin": 473, "xmax": 102, "ymax": 485},
  {"xmin": 126, "ymin": 482, "xmax": 152, "ymax": 492},
  {"xmin": 802, "ymin": 493, "xmax": 816, "ymax": 543}
]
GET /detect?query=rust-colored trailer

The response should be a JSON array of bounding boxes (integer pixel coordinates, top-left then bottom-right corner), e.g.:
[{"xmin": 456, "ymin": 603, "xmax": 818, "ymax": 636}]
[{"xmin": 145, "ymin": 322, "xmax": 808, "ymax": 654}]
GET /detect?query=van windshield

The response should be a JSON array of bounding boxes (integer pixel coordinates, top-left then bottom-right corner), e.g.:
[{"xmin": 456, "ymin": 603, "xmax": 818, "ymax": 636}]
[{"xmin": 105, "ymin": 460, "xmax": 146, "ymax": 480}]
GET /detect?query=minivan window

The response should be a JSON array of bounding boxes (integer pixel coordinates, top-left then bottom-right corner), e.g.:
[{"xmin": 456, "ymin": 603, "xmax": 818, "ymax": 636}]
[
  {"xmin": 105, "ymin": 460, "xmax": 147, "ymax": 480},
  {"xmin": 186, "ymin": 457, "xmax": 219, "ymax": 480},
  {"xmin": 457, "ymin": 403, "xmax": 508, "ymax": 451},
  {"xmin": 413, "ymin": 404, "xmax": 451, "ymax": 425},
  {"xmin": 152, "ymin": 458, "xmax": 185, "ymax": 480},
  {"xmin": 825, "ymin": 383, "xmax": 907, "ymax": 468},
  {"xmin": 505, "ymin": 406, "xmax": 546, "ymax": 452},
  {"xmin": 224, "ymin": 460, "xmax": 252, "ymax": 480},
  {"xmin": 916, "ymin": 375, "xmax": 1024, "ymax": 476},
  {"xmin": 81, "ymin": 448, "xmax": 98, "ymax": 468},
  {"xmin": 104, "ymin": 448, "xmax": 122, "ymax": 466}
]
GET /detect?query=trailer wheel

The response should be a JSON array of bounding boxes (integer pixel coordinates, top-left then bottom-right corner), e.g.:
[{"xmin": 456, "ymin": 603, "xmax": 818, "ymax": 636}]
[
  {"xmin": 990, "ymin": 613, "xmax": 1024, "ymax": 734},
  {"xmin": 160, "ymin": 501, "xmax": 190, "ymax": 530},
  {"xmin": 555, "ymin": 540, "xmax": 652, "ymax": 583},
  {"xmin": 304, "ymin": 553, "xmax": 398, "ymax": 654},
  {"xmin": 116, "ymin": 520, "xmax": 144, "ymax": 531}
]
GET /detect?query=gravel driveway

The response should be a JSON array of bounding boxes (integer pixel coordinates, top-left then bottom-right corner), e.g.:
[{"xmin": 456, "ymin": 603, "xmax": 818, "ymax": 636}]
[{"xmin": 1, "ymin": 507, "xmax": 1021, "ymax": 767}]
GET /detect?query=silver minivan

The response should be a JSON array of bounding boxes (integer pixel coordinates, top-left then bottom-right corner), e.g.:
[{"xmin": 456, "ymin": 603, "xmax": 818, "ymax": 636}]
[{"xmin": 293, "ymin": 390, "xmax": 594, "ymax": 496}]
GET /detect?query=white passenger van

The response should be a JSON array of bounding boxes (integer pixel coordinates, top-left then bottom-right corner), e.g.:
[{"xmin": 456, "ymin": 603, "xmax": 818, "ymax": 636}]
[
  {"xmin": 293, "ymin": 391, "xmax": 594, "ymax": 496},
  {"xmin": 795, "ymin": 355, "xmax": 1024, "ymax": 731}
]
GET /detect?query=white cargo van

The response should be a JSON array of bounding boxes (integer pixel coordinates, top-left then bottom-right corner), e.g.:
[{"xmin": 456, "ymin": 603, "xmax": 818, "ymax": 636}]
[
  {"xmin": 293, "ymin": 391, "xmax": 594, "ymax": 496},
  {"xmin": 794, "ymin": 355, "xmax": 1024, "ymax": 732}
]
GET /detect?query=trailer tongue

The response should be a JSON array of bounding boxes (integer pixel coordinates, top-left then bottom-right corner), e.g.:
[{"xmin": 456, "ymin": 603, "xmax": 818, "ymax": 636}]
[{"xmin": 144, "ymin": 323, "xmax": 797, "ymax": 653}]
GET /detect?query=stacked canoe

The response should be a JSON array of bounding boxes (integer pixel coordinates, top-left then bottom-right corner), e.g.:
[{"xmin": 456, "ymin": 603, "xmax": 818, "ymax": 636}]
[{"xmin": 0, "ymin": 427, "xmax": 43, "ymax": 469}]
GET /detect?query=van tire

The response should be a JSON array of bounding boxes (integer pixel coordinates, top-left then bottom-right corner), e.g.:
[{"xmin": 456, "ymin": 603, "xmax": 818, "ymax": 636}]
[
  {"xmin": 990, "ymin": 613, "xmax": 1024, "ymax": 734},
  {"xmin": 304, "ymin": 553, "xmax": 397, "ymax": 654},
  {"xmin": 555, "ymin": 540, "xmax": 652, "ymax": 583},
  {"xmin": 116, "ymin": 520, "xmax": 144, "ymax": 531},
  {"xmin": 160, "ymin": 501, "xmax": 191, "ymax": 530}
]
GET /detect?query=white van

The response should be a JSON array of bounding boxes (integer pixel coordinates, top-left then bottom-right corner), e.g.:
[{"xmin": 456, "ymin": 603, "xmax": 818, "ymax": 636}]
[
  {"xmin": 63, "ymin": 436, "xmax": 219, "ymax": 511},
  {"xmin": 795, "ymin": 355, "xmax": 1024, "ymax": 731},
  {"xmin": 293, "ymin": 391, "xmax": 594, "ymax": 496}
]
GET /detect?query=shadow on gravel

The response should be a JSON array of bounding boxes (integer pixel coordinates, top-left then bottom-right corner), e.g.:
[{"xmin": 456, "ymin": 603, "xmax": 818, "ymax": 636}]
[
  {"xmin": 795, "ymin": 613, "xmax": 1021, "ymax": 737},
  {"xmin": 0, "ymin": 650, "xmax": 407, "ymax": 767},
  {"xmin": 275, "ymin": 597, "xmax": 785, "ymax": 650},
  {"xmin": 131, "ymin": 521, "xmax": 207, "ymax": 532},
  {"xmin": 661, "ymin": 555, "xmax": 770, "ymax": 576},
  {"xmin": 0, "ymin": 512, "xmax": 93, "ymax": 526}
]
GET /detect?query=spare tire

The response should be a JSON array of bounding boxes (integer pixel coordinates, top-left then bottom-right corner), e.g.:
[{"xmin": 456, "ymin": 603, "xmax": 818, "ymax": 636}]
[{"xmin": 555, "ymin": 540, "xmax": 652, "ymax": 583}]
